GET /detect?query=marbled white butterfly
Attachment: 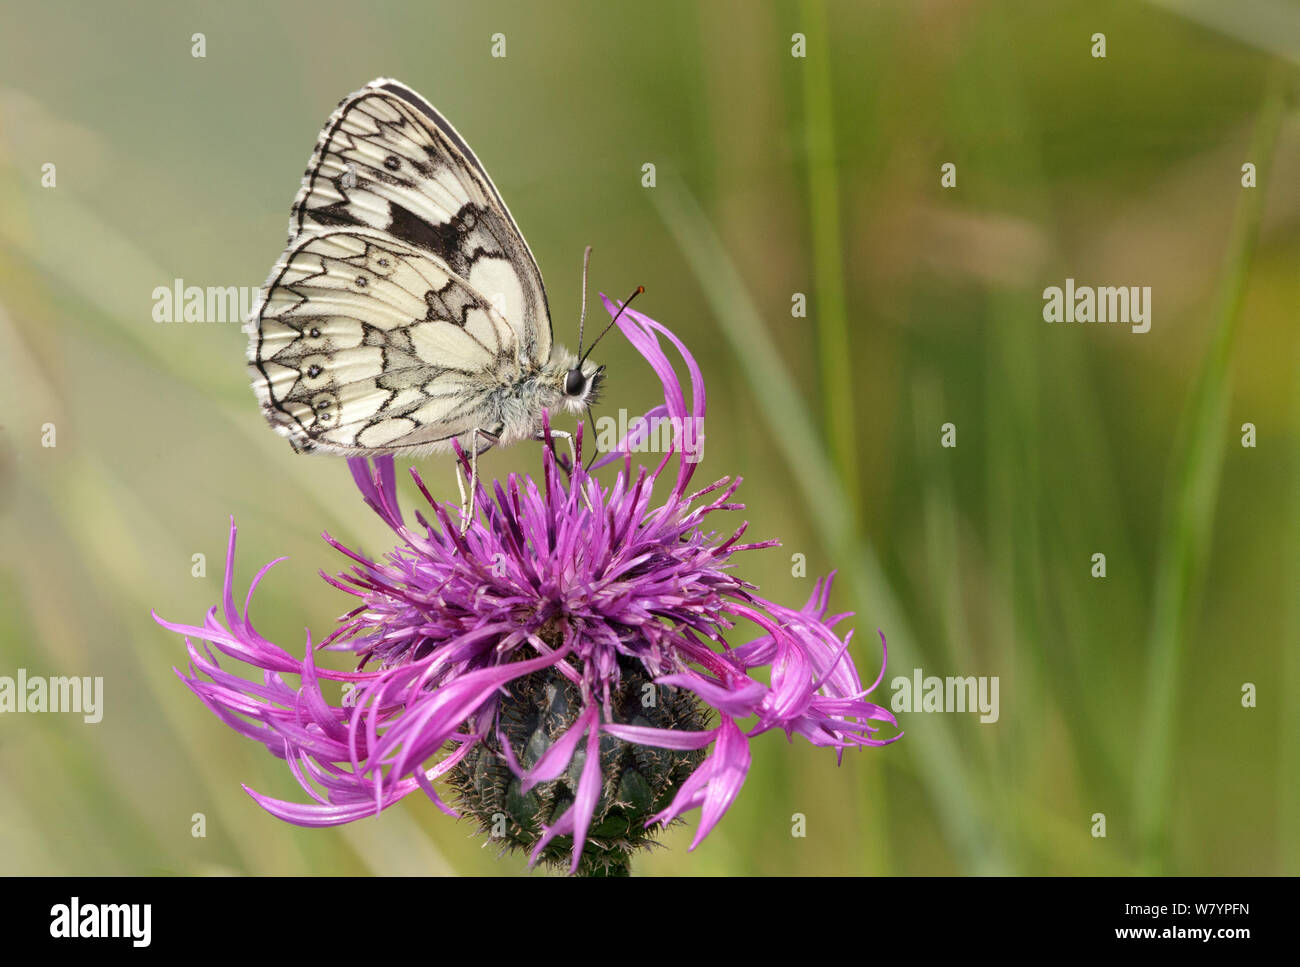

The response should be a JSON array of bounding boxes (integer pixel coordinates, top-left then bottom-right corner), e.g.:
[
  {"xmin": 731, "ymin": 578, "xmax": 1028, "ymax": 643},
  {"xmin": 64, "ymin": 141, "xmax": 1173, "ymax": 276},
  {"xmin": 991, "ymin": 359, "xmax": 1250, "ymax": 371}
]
[{"xmin": 248, "ymin": 78, "xmax": 631, "ymax": 482}]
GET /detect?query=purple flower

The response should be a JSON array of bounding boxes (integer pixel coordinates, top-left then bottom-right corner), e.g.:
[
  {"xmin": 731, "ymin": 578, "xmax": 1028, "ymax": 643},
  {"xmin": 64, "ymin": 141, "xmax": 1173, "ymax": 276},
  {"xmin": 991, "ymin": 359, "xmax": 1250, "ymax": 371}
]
[{"xmin": 155, "ymin": 297, "xmax": 900, "ymax": 875}]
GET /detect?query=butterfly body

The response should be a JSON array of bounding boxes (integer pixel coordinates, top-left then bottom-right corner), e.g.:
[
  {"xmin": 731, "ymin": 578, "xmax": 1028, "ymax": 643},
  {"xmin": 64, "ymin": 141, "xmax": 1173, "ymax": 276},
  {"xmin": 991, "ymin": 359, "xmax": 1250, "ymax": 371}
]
[{"xmin": 248, "ymin": 78, "xmax": 603, "ymax": 458}]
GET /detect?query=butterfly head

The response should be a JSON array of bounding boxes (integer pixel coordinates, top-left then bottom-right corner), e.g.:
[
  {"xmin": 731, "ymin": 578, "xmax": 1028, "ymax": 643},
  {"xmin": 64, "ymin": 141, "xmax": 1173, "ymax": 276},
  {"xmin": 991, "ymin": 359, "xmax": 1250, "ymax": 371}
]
[{"xmin": 551, "ymin": 351, "xmax": 604, "ymax": 412}]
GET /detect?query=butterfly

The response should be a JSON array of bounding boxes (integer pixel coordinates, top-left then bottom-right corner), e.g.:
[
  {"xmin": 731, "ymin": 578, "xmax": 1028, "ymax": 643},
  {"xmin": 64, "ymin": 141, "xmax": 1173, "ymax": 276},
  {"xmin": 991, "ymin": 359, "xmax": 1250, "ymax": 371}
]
[{"xmin": 247, "ymin": 78, "xmax": 636, "ymax": 501}]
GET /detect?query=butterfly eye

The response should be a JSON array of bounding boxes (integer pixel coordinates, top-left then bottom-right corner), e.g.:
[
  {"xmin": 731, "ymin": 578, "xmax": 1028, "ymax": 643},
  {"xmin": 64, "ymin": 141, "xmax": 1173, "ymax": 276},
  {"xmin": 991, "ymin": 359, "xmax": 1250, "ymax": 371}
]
[{"xmin": 564, "ymin": 368, "xmax": 586, "ymax": 397}]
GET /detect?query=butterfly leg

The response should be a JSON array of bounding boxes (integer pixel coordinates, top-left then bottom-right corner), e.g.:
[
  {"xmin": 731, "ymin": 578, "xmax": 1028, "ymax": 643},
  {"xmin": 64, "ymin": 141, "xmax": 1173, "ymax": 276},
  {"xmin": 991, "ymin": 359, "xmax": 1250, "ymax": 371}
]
[
  {"xmin": 542, "ymin": 429, "xmax": 578, "ymax": 471},
  {"xmin": 458, "ymin": 427, "xmax": 499, "ymax": 533},
  {"xmin": 539, "ymin": 429, "xmax": 595, "ymax": 512}
]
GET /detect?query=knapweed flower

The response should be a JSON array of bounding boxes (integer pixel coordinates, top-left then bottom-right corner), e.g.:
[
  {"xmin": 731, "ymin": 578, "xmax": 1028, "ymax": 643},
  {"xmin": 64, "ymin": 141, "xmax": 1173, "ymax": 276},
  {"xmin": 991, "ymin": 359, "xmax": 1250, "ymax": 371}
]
[{"xmin": 155, "ymin": 297, "xmax": 900, "ymax": 875}]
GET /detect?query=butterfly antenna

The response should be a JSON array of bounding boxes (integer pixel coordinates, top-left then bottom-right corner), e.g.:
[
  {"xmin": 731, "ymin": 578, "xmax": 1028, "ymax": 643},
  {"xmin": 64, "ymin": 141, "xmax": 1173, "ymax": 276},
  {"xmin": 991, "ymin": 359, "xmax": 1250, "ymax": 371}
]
[
  {"xmin": 576, "ymin": 245, "xmax": 593, "ymax": 359},
  {"xmin": 580, "ymin": 285, "xmax": 645, "ymax": 366}
]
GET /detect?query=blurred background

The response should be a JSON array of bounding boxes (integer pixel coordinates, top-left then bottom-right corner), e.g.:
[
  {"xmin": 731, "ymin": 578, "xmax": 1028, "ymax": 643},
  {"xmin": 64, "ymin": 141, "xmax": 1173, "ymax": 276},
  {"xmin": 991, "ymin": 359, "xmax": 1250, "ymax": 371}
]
[{"xmin": 1, "ymin": 0, "xmax": 1297, "ymax": 875}]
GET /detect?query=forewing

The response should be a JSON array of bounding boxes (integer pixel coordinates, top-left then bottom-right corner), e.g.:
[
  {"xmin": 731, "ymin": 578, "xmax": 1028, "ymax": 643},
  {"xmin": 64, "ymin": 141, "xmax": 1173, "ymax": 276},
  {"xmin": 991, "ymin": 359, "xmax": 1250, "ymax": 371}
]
[
  {"xmin": 286, "ymin": 77, "xmax": 552, "ymax": 365},
  {"xmin": 249, "ymin": 230, "xmax": 516, "ymax": 454}
]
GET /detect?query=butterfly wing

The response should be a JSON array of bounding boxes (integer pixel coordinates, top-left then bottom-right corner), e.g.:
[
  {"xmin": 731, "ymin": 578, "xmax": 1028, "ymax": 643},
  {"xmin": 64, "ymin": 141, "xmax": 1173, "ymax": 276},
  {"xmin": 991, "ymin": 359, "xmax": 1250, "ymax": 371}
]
[
  {"xmin": 250, "ymin": 229, "xmax": 520, "ymax": 454},
  {"xmin": 282, "ymin": 77, "xmax": 551, "ymax": 366}
]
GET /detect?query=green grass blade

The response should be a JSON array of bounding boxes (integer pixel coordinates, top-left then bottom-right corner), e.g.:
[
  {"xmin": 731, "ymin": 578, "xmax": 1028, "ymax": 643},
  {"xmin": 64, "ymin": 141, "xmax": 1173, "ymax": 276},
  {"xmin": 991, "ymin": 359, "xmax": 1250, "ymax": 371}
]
[
  {"xmin": 798, "ymin": 0, "xmax": 860, "ymax": 519},
  {"xmin": 1134, "ymin": 68, "xmax": 1287, "ymax": 869}
]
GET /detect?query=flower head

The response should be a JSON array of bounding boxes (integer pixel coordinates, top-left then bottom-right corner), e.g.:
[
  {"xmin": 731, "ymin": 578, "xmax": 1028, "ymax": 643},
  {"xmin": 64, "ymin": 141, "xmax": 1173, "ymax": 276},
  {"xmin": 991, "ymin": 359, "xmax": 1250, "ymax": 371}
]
[{"xmin": 155, "ymin": 298, "xmax": 900, "ymax": 875}]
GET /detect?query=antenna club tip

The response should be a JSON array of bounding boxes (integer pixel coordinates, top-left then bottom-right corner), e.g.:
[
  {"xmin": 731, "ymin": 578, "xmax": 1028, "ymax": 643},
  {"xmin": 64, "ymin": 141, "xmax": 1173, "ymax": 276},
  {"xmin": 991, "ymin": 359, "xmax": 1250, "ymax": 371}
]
[{"xmin": 636, "ymin": 285, "xmax": 645, "ymax": 294}]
